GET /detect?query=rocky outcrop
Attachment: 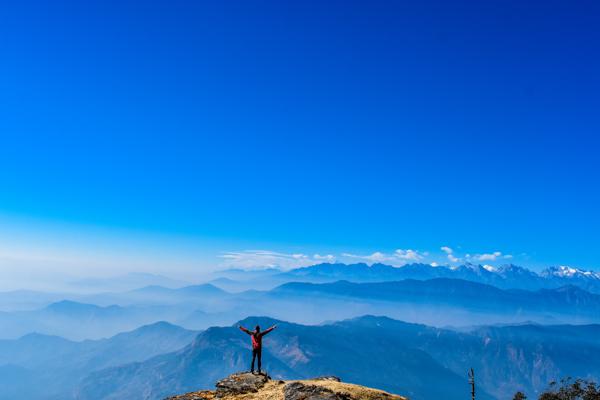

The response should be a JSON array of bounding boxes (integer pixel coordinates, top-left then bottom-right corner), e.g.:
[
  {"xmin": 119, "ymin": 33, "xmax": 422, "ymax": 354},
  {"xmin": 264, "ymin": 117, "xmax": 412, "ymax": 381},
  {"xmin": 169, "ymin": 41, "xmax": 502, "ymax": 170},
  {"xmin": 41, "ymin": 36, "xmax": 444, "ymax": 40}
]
[
  {"xmin": 215, "ymin": 372, "xmax": 269, "ymax": 396},
  {"xmin": 284, "ymin": 381, "xmax": 351, "ymax": 400},
  {"xmin": 165, "ymin": 372, "xmax": 406, "ymax": 400}
]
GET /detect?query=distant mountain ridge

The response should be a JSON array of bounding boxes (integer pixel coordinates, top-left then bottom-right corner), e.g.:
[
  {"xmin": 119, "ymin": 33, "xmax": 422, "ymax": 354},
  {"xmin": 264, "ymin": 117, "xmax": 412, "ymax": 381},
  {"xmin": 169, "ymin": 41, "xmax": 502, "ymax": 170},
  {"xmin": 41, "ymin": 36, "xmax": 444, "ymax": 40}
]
[
  {"xmin": 3, "ymin": 271, "xmax": 600, "ymax": 341},
  {"xmin": 69, "ymin": 272, "xmax": 191, "ymax": 292},
  {"xmin": 0, "ymin": 299, "xmax": 204, "ymax": 340},
  {"xmin": 272, "ymin": 262, "xmax": 600, "ymax": 293},
  {"xmin": 0, "ymin": 321, "xmax": 197, "ymax": 400},
  {"xmin": 271, "ymin": 278, "xmax": 600, "ymax": 323}
]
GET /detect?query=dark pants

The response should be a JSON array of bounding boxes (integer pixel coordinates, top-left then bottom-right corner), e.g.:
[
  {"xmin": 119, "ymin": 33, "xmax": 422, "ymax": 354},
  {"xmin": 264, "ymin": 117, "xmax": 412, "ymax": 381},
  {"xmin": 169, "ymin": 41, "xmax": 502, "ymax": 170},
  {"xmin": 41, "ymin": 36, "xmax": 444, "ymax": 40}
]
[{"xmin": 251, "ymin": 348, "xmax": 262, "ymax": 373}]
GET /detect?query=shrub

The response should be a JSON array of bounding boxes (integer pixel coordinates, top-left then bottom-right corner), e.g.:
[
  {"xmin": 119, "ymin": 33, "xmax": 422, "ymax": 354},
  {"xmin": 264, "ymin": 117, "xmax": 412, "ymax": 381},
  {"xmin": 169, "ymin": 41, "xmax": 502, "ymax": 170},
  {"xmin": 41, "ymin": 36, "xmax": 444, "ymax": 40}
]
[
  {"xmin": 538, "ymin": 377, "xmax": 600, "ymax": 400},
  {"xmin": 513, "ymin": 391, "xmax": 527, "ymax": 400}
]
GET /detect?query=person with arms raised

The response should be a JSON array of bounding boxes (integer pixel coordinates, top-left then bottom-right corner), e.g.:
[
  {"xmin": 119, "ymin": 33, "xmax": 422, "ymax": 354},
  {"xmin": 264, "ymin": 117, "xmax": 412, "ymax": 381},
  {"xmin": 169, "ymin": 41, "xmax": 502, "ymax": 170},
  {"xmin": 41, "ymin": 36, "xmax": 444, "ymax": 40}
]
[{"xmin": 238, "ymin": 324, "xmax": 277, "ymax": 374}]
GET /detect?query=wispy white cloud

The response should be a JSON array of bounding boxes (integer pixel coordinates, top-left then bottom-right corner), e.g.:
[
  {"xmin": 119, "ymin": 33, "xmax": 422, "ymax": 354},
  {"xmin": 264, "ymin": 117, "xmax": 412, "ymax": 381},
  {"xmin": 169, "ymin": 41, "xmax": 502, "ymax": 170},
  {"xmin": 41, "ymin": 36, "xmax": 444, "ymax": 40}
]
[
  {"xmin": 221, "ymin": 246, "xmax": 517, "ymax": 270},
  {"xmin": 477, "ymin": 251, "xmax": 501, "ymax": 261},
  {"xmin": 440, "ymin": 246, "xmax": 461, "ymax": 263},
  {"xmin": 441, "ymin": 246, "xmax": 453, "ymax": 254},
  {"xmin": 219, "ymin": 250, "xmax": 336, "ymax": 270},
  {"xmin": 341, "ymin": 251, "xmax": 391, "ymax": 263},
  {"xmin": 342, "ymin": 249, "xmax": 426, "ymax": 266},
  {"xmin": 447, "ymin": 254, "xmax": 461, "ymax": 263},
  {"xmin": 394, "ymin": 249, "xmax": 425, "ymax": 261},
  {"xmin": 314, "ymin": 254, "xmax": 336, "ymax": 262},
  {"xmin": 466, "ymin": 251, "xmax": 512, "ymax": 262}
]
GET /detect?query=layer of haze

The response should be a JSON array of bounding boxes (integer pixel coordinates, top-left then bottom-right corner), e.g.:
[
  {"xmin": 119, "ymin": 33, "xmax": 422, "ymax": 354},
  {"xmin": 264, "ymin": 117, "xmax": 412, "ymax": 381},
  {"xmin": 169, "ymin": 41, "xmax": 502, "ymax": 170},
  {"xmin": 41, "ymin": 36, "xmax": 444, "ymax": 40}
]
[{"xmin": 1, "ymin": 0, "xmax": 599, "ymax": 289}]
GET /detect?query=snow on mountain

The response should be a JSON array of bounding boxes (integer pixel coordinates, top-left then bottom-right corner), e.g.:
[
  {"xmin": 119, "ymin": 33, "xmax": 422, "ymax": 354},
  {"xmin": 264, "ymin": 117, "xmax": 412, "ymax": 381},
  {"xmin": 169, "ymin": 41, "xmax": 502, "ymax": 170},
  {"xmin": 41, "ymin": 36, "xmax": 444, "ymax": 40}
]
[
  {"xmin": 273, "ymin": 262, "xmax": 600, "ymax": 293},
  {"xmin": 541, "ymin": 266, "xmax": 600, "ymax": 279}
]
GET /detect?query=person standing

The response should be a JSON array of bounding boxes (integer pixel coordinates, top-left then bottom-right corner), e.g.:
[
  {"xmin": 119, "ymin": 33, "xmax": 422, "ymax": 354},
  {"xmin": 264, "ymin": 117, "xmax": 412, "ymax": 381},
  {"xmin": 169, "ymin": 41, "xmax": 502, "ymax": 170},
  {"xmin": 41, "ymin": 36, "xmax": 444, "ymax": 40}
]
[{"xmin": 238, "ymin": 324, "xmax": 277, "ymax": 374}]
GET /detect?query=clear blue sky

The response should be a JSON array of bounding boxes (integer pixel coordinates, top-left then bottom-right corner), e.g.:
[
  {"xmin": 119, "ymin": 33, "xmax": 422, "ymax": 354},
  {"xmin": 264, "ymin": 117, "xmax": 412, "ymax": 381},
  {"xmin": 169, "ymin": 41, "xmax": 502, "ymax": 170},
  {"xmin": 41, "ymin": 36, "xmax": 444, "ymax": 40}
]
[{"xmin": 0, "ymin": 0, "xmax": 599, "ymax": 277}]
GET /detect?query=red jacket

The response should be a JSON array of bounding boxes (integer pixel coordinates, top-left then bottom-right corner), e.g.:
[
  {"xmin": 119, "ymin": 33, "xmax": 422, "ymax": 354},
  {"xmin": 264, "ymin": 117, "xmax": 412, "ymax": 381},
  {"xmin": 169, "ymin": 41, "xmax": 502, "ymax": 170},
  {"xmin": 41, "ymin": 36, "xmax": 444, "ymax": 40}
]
[{"xmin": 239, "ymin": 326, "xmax": 275, "ymax": 350}]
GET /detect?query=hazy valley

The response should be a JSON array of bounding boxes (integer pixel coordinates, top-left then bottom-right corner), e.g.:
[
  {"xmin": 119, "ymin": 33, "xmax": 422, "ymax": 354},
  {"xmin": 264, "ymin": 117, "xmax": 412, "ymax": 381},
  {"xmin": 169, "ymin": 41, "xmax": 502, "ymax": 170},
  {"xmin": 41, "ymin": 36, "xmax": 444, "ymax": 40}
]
[{"xmin": 0, "ymin": 263, "xmax": 599, "ymax": 399}]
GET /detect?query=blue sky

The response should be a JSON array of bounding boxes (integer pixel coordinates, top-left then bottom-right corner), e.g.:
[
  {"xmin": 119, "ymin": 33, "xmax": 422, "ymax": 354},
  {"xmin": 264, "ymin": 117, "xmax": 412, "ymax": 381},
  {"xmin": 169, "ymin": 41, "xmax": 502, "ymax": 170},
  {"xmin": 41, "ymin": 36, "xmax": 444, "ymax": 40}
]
[{"xmin": 1, "ymin": 0, "xmax": 599, "ymax": 281}]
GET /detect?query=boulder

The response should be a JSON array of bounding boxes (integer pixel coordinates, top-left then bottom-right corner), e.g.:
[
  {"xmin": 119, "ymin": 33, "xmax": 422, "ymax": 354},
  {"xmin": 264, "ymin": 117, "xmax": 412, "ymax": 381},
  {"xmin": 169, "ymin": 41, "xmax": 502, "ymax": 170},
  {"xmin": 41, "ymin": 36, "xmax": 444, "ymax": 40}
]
[
  {"xmin": 284, "ymin": 381, "xmax": 352, "ymax": 400},
  {"xmin": 215, "ymin": 372, "xmax": 269, "ymax": 397}
]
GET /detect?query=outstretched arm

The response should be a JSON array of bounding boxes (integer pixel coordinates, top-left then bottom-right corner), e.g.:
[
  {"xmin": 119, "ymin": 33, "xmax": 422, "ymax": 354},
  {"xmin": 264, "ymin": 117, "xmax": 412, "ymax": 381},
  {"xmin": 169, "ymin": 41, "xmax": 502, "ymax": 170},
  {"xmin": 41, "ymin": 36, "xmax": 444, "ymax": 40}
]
[
  {"xmin": 260, "ymin": 325, "xmax": 277, "ymax": 336},
  {"xmin": 239, "ymin": 326, "xmax": 252, "ymax": 335}
]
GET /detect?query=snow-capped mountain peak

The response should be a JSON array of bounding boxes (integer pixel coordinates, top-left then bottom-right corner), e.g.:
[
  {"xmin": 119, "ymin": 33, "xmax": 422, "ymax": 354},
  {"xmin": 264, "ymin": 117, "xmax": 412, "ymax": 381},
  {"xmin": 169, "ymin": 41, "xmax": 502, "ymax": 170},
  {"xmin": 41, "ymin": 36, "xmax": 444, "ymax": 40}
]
[{"xmin": 541, "ymin": 266, "xmax": 600, "ymax": 279}]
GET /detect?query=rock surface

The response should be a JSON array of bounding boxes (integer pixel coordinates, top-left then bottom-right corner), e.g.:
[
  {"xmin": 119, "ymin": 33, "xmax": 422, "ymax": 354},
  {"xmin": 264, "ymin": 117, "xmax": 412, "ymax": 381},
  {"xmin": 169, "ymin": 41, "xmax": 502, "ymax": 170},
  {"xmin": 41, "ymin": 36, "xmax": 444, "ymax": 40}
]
[
  {"xmin": 215, "ymin": 372, "xmax": 269, "ymax": 396},
  {"xmin": 165, "ymin": 372, "xmax": 406, "ymax": 400},
  {"xmin": 312, "ymin": 377, "xmax": 342, "ymax": 382},
  {"xmin": 284, "ymin": 381, "xmax": 350, "ymax": 400}
]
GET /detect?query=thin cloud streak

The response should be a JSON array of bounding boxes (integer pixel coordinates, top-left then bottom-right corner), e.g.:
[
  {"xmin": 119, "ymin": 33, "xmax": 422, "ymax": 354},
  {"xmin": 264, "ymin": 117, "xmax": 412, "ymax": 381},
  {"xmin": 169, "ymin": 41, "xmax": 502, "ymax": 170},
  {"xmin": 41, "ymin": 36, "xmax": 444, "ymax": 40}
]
[
  {"xmin": 220, "ymin": 247, "xmax": 521, "ymax": 270},
  {"xmin": 219, "ymin": 250, "xmax": 336, "ymax": 270}
]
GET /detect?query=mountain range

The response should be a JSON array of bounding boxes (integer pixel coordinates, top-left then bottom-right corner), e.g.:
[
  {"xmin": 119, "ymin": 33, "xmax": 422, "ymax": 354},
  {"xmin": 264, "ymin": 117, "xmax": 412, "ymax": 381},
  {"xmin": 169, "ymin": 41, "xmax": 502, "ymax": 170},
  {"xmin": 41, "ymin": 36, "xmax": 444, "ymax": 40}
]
[
  {"xmin": 0, "ymin": 284, "xmax": 235, "ymax": 340},
  {"xmin": 2, "ymin": 273, "xmax": 600, "ymax": 340},
  {"xmin": 0, "ymin": 300, "xmax": 197, "ymax": 340},
  {"xmin": 68, "ymin": 272, "xmax": 192, "ymax": 293},
  {"xmin": 0, "ymin": 321, "xmax": 197, "ymax": 400},
  {"xmin": 242, "ymin": 277, "xmax": 600, "ymax": 327},
  {"xmin": 273, "ymin": 278, "xmax": 600, "ymax": 314},
  {"xmin": 76, "ymin": 316, "xmax": 600, "ymax": 400},
  {"xmin": 1, "ymin": 262, "xmax": 598, "ymax": 399},
  {"xmin": 253, "ymin": 262, "xmax": 600, "ymax": 293}
]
